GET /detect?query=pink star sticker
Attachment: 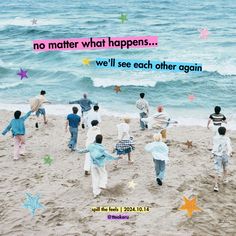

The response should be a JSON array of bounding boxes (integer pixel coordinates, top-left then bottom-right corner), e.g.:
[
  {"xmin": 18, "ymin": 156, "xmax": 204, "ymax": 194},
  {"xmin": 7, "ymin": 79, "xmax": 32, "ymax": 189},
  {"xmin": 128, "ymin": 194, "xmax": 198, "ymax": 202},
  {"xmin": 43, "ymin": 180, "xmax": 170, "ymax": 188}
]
[
  {"xmin": 17, "ymin": 68, "xmax": 28, "ymax": 80},
  {"xmin": 199, "ymin": 28, "xmax": 209, "ymax": 39},
  {"xmin": 188, "ymin": 95, "xmax": 196, "ymax": 102}
]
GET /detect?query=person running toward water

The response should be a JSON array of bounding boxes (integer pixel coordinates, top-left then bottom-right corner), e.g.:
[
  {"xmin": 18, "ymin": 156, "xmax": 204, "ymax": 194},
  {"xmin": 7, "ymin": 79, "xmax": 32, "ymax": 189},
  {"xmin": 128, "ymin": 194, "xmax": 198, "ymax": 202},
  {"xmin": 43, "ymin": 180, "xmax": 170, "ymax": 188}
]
[
  {"xmin": 84, "ymin": 120, "xmax": 101, "ymax": 176},
  {"xmin": 65, "ymin": 106, "xmax": 81, "ymax": 151},
  {"xmin": 141, "ymin": 105, "xmax": 177, "ymax": 143},
  {"xmin": 2, "ymin": 110, "xmax": 32, "ymax": 160},
  {"xmin": 212, "ymin": 127, "xmax": 232, "ymax": 192},
  {"xmin": 86, "ymin": 105, "xmax": 101, "ymax": 128},
  {"xmin": 78, "ymin": 134, "xmax": 120, "ymax": 198},
  {"xmin": 69, "ymin": 93, "xmax": 94, "ymax": 128},
  {"xmin": 31, "ymin": 90, "xmax": 51, "ymax": 128},
  {"xmin": 145, "ymin": 133, "xmax": 169, "ymax": 186},
  {"xmin": 136, "ymin": 93, "xmax": 149, "ymax": 131},
  {"xmin": 115, "ymin": 117, "xmax": 135, "ymax": 164},
  {"xmin": 207, "ymin": 106, "xmax": 227, "ymax": 135}
]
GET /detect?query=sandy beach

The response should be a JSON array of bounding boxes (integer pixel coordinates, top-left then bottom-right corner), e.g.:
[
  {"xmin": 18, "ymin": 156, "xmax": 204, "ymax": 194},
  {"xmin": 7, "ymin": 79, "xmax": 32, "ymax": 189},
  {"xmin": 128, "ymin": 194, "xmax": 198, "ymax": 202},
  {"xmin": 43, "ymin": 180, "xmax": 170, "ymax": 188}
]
[{"xmin": 0, "ymin": 109, "xmax": 235, "ymax": 236}]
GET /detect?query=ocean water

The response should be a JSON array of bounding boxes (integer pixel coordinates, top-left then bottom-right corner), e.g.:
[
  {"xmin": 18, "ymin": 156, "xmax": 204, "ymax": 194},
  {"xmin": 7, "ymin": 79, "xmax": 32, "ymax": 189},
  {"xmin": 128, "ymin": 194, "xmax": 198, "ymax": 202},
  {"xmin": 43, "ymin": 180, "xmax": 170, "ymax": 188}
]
[{"xmin": 0, "ymin": 0, "xmax": 236, "ymax": 127}]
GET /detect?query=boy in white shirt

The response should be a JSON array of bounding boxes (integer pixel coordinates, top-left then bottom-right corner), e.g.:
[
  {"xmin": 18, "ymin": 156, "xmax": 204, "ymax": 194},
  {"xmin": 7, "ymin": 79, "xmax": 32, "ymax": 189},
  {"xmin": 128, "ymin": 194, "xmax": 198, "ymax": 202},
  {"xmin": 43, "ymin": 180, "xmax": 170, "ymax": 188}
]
[
  {"xmin": 212, "ymin": 127, "xmax": 232, "ymax": 192},
  {"xmin": 86, "ymin": 105, "xmax": 101, "ymax": 128},
  {"xmin": 84, "ymin": 120, "xmax": 101, "ymax": 175},
  {"xmin": 145, "ymin": 133, "xmax": 169, "ymax": 186}
]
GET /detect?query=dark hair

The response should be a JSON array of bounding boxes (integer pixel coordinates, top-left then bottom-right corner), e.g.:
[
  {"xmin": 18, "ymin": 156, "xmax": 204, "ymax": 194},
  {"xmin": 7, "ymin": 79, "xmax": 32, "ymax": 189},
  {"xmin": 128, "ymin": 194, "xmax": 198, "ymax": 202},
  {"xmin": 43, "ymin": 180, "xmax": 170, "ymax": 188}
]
[
  {"xmin": 140, "ymin": 93, "xmax": 145, "ymax": 98},
  {"xmin": 218, "ymin": 126, "xmax": 226, "ymax": 135},
  {"xmin": 215, "ymin": 106, "xmax": 221, "ymax": 114},
  {"xmin": 72, "ymin": 106, "xmax": 78, "ymax": 114},
  {"xmin": 93, "ymin": 105, "xmax": 99, "ymax": 111},
  {"xmin": 40, "ymin": 90, "xmax": 46, "ymax": 95},
  {"xmin": 91, "ymin": 120, "xmax": 99, "ymax": 126},
  {"xmin": 14, "ymin": 110, "xmax": 21, "ymax": 119},
  {"xmin": 95, "ymin": 134, "xmax": 103, "ymax": 144}
]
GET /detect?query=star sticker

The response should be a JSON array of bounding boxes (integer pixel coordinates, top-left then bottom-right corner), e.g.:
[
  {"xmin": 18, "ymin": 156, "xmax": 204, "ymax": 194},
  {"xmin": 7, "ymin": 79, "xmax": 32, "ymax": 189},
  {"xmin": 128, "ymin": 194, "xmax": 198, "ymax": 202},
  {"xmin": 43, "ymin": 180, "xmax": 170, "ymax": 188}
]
[
  {"xmin": 23, "ymin": 193, "xmax": 44, "ymax": 216},
  {"xmin": 17, "ymin": 68, "xmax": 28, "ymax": 80},
  {"xmin": 82, "ymin": 58, "xmax": 91, "ymax": 65},
  {"xmin": 185, "ymin": 140, "xmax": 193, "ymax": 148},
  {"xmin": 199, "ymin": 28, "xmax": 209, "ymax": 39},
  {"xmin": 31, "ymin": 18, "xmax": 37, "ymax": 25},
  {"xmin": 127, "ymin": 180, "xmax": 137, "ymax": 190},
  {"xmin": 43, "ymin": 155, "xmax": 53, "ymax": 165},
  {"xmin": 188, "ymin": 95, "xmax": 196, "ymax": 102},
  {"xmin": 114, "ymin": 85, "xmax": 121, "ymax": 93},
  {"xmin": 119, "ymin": 14, "xmax": 128, "ymax": 24},
  {"xmin": 179, "ymin": 196, "xmax": 202, "ymax": 217}
]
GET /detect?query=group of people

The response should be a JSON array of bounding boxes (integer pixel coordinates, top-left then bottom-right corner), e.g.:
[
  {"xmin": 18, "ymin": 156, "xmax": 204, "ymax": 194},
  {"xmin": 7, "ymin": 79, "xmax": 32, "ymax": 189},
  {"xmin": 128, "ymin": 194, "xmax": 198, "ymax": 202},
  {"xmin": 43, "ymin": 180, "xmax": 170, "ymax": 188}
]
[{"xmin": 1, "ymin": 91, "xmax": 233, "ymax": 196}]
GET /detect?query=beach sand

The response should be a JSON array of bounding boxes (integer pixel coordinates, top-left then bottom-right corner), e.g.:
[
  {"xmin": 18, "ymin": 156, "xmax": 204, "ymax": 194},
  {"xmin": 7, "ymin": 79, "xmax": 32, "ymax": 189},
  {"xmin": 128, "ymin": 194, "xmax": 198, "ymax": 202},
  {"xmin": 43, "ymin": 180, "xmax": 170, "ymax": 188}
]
[{"xmin": 0, "ymin": 109, "xmax": 235, "ymax": 236}]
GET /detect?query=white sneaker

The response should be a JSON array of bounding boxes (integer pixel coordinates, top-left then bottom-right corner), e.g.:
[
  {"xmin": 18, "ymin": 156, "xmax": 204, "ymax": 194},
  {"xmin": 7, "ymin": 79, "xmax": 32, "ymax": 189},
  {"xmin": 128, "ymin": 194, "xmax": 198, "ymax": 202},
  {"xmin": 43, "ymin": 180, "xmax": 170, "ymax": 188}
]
[
  {"xmin": 223, "ymin": 179, "xmax": 228, "ymax": 184},
  {"xmin": 214, "ymin": 185, "xmax": 219, "ymax": 192}
]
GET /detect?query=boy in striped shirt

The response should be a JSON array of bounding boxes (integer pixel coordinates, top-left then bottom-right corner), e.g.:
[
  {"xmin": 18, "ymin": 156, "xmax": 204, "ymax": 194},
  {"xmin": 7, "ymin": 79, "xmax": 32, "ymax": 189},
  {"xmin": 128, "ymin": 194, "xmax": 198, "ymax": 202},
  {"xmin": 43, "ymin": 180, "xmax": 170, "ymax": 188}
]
[{"xmin": 207, "ymin": 106, "xmax": 226, "ymax": 135}]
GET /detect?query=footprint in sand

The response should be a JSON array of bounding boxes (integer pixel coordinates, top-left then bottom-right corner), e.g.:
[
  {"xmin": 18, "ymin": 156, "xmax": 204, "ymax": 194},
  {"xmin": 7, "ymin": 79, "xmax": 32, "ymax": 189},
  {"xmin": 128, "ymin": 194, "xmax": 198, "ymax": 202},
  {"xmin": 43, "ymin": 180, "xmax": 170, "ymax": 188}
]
[
  {"xmin": 132, "ymin": 173, "xmax": 139, "ymax": 179},
  {"xmin": 147, "ymin": 182, "xmax": 160, "ymax": 194},
  {"xmin": 102, "ymin": 183, "xmax": 126, "ymax": 197},
  {"xmin": 78, "ymin": 215, "xmax": 93, "ymax": 223},
  {"xmin": 107, "ymin": 198, "xmax": 117, "ymax": 203}
]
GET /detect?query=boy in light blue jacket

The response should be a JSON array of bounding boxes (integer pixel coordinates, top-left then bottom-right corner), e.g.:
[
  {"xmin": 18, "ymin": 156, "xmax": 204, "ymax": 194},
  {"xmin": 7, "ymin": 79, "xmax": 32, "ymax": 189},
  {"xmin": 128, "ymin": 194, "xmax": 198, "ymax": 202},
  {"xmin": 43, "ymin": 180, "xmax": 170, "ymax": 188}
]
[
  {"xmin": 2, "ymin": 110, "xmax": 32, "ymax": 160},
  {"xmin": 78, "ymin": 134, "xmax": 120, "ymax": 198},
  {"xmin": 145, "ymin": 133, "xmax": 169, "ymax": 186}
]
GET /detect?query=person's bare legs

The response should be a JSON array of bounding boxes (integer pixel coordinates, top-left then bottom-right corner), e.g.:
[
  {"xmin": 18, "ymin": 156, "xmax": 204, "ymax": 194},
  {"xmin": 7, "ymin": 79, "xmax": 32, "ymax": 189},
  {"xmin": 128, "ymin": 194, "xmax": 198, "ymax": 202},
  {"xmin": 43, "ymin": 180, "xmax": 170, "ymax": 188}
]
[
  {"xmin": 128, "ymin": 152, "xmax": 133, "ymax": 164},
  {"xmin": 43, "ymin": 114, "xmax": 47, "ymax": 124},
  {"xmin": 214, "ymin": 174, "xmax": 219, "ymax": 191},
  {"xmin": 223, "ymin": 164, "xmax": 227, "ymax": 183}
]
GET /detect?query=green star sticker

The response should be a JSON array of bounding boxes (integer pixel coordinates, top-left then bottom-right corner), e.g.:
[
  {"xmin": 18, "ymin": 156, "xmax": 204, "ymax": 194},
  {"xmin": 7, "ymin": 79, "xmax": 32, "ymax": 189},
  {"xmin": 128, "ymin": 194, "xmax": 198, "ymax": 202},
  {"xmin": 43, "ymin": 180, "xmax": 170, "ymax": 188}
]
[
  {"xmin": 43, "ymin": 155, "xmax": 53, "ymax": 165},
  {"xmin": 119, "ymin": 14, "xmax": 127, "ymax": 23}
]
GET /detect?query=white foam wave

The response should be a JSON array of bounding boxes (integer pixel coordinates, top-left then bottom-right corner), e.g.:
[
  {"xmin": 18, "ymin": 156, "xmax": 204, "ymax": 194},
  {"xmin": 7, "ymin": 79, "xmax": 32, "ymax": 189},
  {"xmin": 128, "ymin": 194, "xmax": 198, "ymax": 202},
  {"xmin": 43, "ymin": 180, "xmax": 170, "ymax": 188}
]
[
  {"xmin": 0, "ymin": 82, "xmax": 23, "ymax": 89},
  {"xmin": 204, "ymin": 64, "xmax": 236, "ymax": 76},
  {"xmin": 0, "ymin": 17, "xmax": 64, "ymax": 27},
  {"xmin": 92, "ymin": 74, "xmax": 176, "ymax": 87}
]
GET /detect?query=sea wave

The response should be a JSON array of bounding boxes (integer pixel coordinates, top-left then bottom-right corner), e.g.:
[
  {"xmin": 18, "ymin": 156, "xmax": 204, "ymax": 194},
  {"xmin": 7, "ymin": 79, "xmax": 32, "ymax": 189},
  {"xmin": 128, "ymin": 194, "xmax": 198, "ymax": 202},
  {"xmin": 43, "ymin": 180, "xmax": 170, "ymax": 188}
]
[{"xmin": 0, "ymin": 82, "xmax": 23, "ymax": 90}]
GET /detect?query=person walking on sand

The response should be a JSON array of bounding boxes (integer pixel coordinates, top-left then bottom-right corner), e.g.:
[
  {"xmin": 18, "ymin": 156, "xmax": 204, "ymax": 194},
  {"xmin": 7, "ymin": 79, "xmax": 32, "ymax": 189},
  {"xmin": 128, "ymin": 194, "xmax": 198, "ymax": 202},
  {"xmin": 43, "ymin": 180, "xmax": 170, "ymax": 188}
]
[
  {"xmin": 212, "ymin": 127, "xmax": 232, "ymax": 192},
  {"xmin": 84, "ymin": 120, "xmax": 101, "ymax": 176},
  {"xmin": 31, "ymin": 90, "xmax": 51, "ymax": 128},
  {"xmin": 115, "ymin": 117, "xmax": 135, "ymax": 164},
  {"xmin": 69, "ymin": 93, "xmax": 94, "ymax": 128},
  {"xmin": 151, "ymin": 106, "xmax": 171, "ymax": 143},
  {"xmin": 2, "ymin": 110, "xmax": 32, "ymax": 160},
  {"xmin": 136, "ymin": 93, "xmax": 149, "ymax": 131},
  {"xmin": 145, "ymin": 133, "xmax": 169, "ymax": 186},
  {"xmin": 65, "ymin": 106, "xmax": 81, "ymax": 151},
  {"xmin": 141, "ymin": 105, "xmax": 177, "ymax": 143},
  {"xmin": 207, "ymin": 106, "xmax": 227, "ymax": 136},
  {"xmin": 86, "ymin": 105, "xmax": 101, "ymax": 128},
  {"xmin": 78, "ymin": 134, "xmax": 120, "ymax": 198}
]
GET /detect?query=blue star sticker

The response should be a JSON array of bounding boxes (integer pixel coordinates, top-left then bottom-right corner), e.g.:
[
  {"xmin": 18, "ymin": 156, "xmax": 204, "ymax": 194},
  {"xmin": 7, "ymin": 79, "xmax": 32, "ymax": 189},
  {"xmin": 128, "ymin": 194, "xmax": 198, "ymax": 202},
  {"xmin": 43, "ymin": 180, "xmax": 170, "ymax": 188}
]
[{"xmin": 23, "ymin": 193, "xmax": 44, "ymax": 216}]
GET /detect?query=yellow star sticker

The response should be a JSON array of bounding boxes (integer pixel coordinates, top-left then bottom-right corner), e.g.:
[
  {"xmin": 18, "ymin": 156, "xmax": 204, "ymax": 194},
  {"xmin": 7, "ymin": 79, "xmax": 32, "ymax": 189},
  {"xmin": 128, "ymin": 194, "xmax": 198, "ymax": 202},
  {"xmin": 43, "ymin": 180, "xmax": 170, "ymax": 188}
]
[
  {"xmin": 82, "ymin": 58, "xmax": 91, "ymax": 65},
  {"xmin": 127, "ymin": 180, "xmax": 137, "ymax": 189},
  {"xmin": 179, "ymin": 196, "xmax": 202, "ymax": 217}
]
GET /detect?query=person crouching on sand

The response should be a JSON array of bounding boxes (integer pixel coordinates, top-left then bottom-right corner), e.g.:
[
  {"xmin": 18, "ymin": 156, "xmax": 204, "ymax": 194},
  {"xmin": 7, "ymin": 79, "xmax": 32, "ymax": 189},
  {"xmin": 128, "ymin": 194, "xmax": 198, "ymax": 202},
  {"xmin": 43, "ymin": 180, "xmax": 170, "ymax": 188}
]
[
  {"xmin": 78, "ymin": 134, "xmax": 121, "ymax": 198},
  {"xmin": 212, "ymin": 127, "xmax": 232, "ymax": 192},
  {"xmin": 145, "ymin": 133, "xmax": 169, "ymax": 186},
  {"xmin": 2, "ymin": 110, "xmax": 32, "ymax": 160}
]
